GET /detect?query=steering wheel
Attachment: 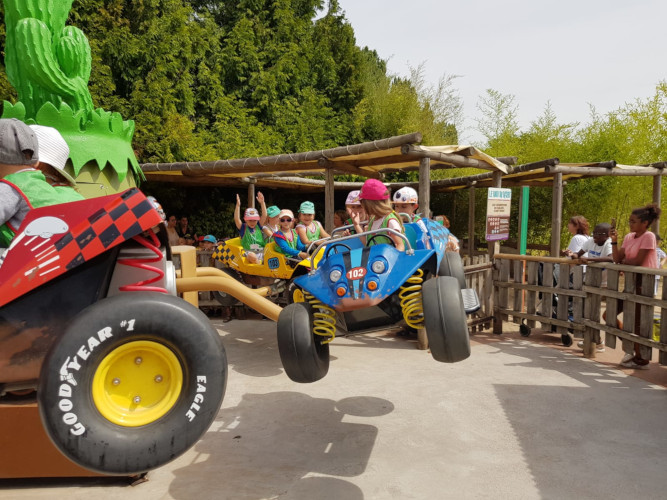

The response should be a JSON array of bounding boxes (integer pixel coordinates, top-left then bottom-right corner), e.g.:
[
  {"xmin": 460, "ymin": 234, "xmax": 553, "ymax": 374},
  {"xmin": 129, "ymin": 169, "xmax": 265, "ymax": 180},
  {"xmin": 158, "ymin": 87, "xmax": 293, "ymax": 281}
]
[
  {"xmin": 366, "ymin": 234, "xmax": 396, "ymax": 247},
  {"xmin": 324, "ymin": 243, "xmax": 352, "ymax": 258}
]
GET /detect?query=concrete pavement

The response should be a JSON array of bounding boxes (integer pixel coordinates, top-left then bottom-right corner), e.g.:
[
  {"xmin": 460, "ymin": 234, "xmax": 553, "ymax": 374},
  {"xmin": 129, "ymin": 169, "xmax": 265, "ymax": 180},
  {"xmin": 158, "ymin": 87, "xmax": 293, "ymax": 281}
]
[{"xmin": 1, "ymin": 320, "xmax": 665, "ymax": 499}]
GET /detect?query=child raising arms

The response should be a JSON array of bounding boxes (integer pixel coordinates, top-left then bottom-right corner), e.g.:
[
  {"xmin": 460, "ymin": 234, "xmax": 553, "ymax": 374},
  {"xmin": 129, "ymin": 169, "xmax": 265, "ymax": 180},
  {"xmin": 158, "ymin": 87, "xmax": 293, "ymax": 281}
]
[
  {"xmin": 295, "ymin": 201, "xmax": 330, "ymax": 245},
  {"xmin": 234, "ymin": 194, "xmax": 266, "ymax": 264},
  {"xmin": 351, "ymin": 179, "xmax": 405, "ymax": 251}
]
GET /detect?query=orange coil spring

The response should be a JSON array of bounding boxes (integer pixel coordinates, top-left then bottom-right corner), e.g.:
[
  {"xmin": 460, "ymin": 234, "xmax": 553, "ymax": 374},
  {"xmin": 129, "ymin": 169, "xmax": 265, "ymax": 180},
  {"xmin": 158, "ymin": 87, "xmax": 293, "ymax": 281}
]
[{"xmin": 118, "ymin": 231, "xmax": 168, "ymax": 293}]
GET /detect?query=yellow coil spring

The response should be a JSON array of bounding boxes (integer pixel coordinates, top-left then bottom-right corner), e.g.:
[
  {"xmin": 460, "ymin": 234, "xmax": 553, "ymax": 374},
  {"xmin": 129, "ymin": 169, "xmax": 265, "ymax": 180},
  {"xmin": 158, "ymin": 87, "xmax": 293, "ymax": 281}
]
[
  {"xmin": 399, "ymin": 269, "xmax": 424, "ymax": 329},
  {"xmin": 304, "ymin": 292, "xmax": 336, "ymax": 344}
]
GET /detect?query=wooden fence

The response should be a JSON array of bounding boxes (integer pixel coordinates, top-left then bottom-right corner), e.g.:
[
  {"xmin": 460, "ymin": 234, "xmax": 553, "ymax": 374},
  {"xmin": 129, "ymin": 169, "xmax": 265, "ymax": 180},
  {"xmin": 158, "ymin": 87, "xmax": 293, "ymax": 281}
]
[
  {"xmin": 463, "ymin": 254, "xmax": 493, "ymax": 332},
  {"xmin": 493, "ymin": 254, "xmax": 667, "ymax": 365}
]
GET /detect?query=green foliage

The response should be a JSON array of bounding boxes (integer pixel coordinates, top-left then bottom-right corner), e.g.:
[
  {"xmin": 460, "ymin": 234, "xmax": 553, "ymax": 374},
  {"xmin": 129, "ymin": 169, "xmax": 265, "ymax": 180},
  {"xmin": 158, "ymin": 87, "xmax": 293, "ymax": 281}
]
[{"xmin": 473, "ymin": 83, "xmax": 667, "ymax": 247}]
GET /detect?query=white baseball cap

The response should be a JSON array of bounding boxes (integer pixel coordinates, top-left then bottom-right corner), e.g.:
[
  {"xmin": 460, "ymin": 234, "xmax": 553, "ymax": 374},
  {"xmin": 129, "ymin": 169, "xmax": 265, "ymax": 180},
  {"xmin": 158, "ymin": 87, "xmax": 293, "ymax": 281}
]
[
  {"xmin": 30, "ymin": 125, "xmax": 76, "ymax": 185},
  {"xmin": 393, "ymin": 187, "xmax": 418, "ymax": 204}
]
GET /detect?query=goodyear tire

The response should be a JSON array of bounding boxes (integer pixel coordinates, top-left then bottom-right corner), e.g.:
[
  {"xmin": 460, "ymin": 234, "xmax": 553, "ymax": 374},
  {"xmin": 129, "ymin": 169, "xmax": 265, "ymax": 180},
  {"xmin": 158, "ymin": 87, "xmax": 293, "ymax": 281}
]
[
  {"xmin": 438, "ymin": 251, "xmax": 466, "ymax": 289},
  {"xmin": 277, "ymin": 302, "xmax": 329, "ymax": 383},
  {"xmin": 422, "ymin": 276, "xmax": 471, "ymax": 363},
  {"xmin": 38, "ymin": 293, "xmax": 227, "ymax": 475}
]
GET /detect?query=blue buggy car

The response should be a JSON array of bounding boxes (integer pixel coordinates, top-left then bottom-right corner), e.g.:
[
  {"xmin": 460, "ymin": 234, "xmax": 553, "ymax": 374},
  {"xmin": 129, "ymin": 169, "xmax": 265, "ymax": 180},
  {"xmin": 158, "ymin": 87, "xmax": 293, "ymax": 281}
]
[{"xmin": 277, "ymin": 219, "xmax": 480, "ymax": 382}]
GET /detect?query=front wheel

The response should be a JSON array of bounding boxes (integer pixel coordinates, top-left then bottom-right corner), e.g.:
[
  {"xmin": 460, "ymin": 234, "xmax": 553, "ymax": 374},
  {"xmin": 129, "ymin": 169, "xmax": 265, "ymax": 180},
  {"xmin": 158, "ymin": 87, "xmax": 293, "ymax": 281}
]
[
  {"xmin": 38, "ymin": 293, "xmax": 227, "ymax": 475},
  {"xmin": 422, "ymin": 276, "xmax": 471, "ymax": 363},
  {"xmin": 277, "ymin": 302, "xmax": 329, "ymax": 383}
]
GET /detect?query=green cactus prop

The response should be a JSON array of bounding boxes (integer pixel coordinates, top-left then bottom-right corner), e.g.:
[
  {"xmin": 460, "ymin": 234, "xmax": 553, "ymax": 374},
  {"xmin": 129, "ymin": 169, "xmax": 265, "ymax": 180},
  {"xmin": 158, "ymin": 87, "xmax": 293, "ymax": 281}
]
[{"xmin": 2, "ymin": 0, "xmax": 142, "ymax": 197}]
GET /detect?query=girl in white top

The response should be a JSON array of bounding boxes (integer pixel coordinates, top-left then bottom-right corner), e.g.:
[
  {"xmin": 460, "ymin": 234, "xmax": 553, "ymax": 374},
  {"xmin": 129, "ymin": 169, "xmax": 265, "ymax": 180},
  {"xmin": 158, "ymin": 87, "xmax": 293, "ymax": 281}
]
[{"xmin": 562, "ymin": 215, "xmax": 590, "ymax": 257}]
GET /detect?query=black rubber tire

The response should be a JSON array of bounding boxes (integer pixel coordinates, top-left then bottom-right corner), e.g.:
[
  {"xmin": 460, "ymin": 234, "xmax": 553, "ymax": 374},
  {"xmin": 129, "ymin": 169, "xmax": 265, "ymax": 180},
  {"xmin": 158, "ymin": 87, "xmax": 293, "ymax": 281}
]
[
  {"xmin": 438, "ymin": 251, "xmax": 466, "ymax": 289},
  {"xmin": 561, "ymin": 334, "xmax": 573, "ymax": 346},
  {"xmin": 277, "ymin": 302, "xmax": 329, "ymax": 383},
  {"xmin": 38, "ymin": 293, "xmax": 227, "ymax": 475},
  {"xmin": 213, "ymin": 268, "xmax": 243, "ymax": 306},
  {"xmin": 519, "ymin": 323, "xmax": 531, "ymax": 337},
  {"xmin": 422, "ymin": 276, "xmax": 471, "ymax": 363}
]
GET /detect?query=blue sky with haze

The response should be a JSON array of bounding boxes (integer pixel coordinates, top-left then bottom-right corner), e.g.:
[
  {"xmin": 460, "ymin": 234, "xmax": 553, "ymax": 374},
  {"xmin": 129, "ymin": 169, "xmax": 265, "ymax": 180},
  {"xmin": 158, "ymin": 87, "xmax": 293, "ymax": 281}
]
[{"xmin": 336, "ymin": 0, "xmax": 667, "ymax": 144}]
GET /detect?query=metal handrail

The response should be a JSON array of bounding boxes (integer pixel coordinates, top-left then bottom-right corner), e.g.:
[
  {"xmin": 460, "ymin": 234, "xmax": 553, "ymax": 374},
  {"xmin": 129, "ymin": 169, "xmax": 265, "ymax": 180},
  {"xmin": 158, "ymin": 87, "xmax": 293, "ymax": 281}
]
[{"xmin": 307, "ymin": 228, "xmax": 414, "ymax": 270}]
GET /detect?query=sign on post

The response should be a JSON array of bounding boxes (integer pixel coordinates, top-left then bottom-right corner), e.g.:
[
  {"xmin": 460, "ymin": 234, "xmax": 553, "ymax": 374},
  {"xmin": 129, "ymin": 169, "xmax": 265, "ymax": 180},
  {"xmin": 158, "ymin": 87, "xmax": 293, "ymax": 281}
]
[{"xmin": 486, "ymin": 188, "xmax": 511, "ymax": 241}]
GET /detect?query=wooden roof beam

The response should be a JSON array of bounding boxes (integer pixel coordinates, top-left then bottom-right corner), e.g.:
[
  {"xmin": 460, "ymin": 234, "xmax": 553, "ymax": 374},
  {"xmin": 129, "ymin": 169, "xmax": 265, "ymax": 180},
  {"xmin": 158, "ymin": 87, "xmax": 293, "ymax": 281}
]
[{"xmin": 317, "ymin": 158, "xmax": 381, "ymax": 179}]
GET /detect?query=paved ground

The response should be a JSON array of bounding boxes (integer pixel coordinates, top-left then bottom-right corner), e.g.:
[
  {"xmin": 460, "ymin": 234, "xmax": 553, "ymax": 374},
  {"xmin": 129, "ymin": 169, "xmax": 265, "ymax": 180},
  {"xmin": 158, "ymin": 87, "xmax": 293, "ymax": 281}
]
[{"xmin": 1, "ymin": 319, "xmax": 665, "ymax": 499}]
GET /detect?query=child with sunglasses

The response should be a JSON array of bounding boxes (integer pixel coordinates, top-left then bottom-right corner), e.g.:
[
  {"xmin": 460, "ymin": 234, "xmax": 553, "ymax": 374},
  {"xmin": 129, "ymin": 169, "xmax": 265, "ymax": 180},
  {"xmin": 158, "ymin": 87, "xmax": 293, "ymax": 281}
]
[{"xmin": 272, "ymin": 209, "xmax": 309, "ymax": 261}]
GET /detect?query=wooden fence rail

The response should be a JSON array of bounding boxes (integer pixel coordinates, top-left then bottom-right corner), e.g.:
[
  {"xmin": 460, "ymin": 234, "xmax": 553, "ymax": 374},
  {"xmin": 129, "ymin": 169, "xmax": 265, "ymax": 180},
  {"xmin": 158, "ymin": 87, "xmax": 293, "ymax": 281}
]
[{"xmin": 493, "ymin": 254, "xmax": 667, "ymax": 365}]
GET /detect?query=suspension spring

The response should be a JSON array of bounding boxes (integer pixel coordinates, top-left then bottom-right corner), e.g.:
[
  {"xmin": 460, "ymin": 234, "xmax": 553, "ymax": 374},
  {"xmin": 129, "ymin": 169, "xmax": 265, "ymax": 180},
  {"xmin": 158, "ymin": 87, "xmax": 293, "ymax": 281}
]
[
  {"xmin": 117, "ymin": 231, "xmax": 168, "ymax": 293},
  {"xmin": 304, "ymin": 291, "xmax": 336, "ymax": 344},
  {"xmin": 399, "ymin": 268, "xmax": 424, "ymax": 329}
]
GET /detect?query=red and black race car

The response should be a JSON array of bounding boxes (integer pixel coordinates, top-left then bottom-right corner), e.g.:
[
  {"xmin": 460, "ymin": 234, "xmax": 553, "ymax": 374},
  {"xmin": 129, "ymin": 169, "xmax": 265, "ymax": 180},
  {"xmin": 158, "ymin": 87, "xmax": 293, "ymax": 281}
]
[{"xmin": 0, "ymin": 188, "xmax": 227, "ymax": 475}]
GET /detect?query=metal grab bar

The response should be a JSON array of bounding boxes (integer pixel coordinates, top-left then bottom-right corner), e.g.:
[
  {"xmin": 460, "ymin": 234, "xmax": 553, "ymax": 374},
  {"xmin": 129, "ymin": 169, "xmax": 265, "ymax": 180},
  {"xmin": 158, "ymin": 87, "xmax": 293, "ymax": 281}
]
[{"xmin": 307, "ymin": 228, "xmax": 414, "ymax": 270}]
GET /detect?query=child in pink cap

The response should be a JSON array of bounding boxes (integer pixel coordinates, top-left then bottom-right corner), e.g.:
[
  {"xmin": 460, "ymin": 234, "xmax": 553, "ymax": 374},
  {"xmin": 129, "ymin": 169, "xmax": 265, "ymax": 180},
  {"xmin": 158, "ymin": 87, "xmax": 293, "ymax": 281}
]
[
  {"xmin": 350, "ymin": 179, "xmax": 405, "ymax": 251},
  {"xmin": 234, "ymin": 194, "xmax": 266, "ymax": 263}
]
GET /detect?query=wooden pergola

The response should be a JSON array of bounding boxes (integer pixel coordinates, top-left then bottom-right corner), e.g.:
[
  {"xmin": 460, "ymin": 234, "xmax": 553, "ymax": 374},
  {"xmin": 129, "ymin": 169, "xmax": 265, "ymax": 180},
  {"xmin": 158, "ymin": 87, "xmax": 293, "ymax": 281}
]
[{"xmin": 140, "ymin": 133, "xmax": 666, "ymax": 257}]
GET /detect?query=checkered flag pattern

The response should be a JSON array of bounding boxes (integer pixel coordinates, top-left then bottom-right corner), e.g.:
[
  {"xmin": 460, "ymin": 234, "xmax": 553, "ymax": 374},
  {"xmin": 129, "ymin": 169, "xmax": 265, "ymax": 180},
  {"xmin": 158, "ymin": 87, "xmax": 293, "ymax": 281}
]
[
  {"xmin": 54, "ymin": 189, "xmax": 162, "ymax": 270},
  {"xmin": 213, "ymin": 242, "xmax": 234, "ymax": 264}
]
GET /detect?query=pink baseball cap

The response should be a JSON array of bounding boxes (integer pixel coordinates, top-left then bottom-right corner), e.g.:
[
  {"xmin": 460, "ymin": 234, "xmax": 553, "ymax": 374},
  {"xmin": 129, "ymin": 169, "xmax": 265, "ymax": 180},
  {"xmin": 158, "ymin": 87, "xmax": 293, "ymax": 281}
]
[
  {"xmin": 244, "ymin": 208, "xmax": 260, "ymax": 220},
  {"xmin": 359, "ymin": 179, "xmax": 390, "ymax": 201}
]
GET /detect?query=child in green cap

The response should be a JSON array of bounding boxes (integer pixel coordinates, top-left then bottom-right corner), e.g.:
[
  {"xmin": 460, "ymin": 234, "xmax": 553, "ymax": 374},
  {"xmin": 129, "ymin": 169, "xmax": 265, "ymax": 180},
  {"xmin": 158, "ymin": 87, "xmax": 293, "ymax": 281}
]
[
  {"xmin": 262, "ymin": 204, "xmax": 281, "ymax": 241},
  {"xmin": 295, "ymin": 200, "xmax": 330, "ymax": 246}
]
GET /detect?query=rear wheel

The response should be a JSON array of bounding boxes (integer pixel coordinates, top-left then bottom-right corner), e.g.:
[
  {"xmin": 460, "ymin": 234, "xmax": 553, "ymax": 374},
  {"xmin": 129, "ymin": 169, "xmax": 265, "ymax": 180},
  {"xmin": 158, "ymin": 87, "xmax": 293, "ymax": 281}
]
[
  {"xmin": 438, "ymin": 251, "xmax": 466, "ymax": 289},
  {"xmin": 422, "ymin": 276, "xmax": 471, "ymax": 363},
  {"xmin": 38, "ymin": 293, "xmax": 227, "ymax": 475},
  {"xmin": 277, "ymin": 302, "xmax": 329, "ymax": 383}
]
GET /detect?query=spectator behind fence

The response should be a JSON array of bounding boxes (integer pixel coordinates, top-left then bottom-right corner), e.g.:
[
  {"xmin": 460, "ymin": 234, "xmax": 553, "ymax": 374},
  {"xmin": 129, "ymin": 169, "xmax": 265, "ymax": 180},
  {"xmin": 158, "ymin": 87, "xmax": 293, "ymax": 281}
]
[
  {"xmin": 610, "ymin": 203, "xmax": 661, "ymax": 370},
  {"xmin": 166, "ymin": 214, "xmax": 181, "ymax": 246},
  {"xmin": 562, "ymin": 215, "xmax": 590, "ymax": 257},
  {"xmin": 573, "ymin": 223, "xmax": 613, "ymax": 353}
]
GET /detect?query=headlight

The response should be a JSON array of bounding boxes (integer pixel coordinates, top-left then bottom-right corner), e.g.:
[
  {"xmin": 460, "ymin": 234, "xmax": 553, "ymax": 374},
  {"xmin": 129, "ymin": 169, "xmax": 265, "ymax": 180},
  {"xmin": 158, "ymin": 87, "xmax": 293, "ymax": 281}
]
[
  {"xmin": 329, "ymin": 268, "xmax": 343, "ymax": 282},
  {"xmin": 371, "ymin": 259, "xmax": 387, "ymax": 274}
]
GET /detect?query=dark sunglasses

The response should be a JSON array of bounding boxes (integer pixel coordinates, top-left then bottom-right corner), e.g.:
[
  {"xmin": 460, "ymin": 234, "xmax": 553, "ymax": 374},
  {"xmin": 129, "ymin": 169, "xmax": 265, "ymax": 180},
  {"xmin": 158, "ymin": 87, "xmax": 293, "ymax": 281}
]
[{"xmin": 280, "ymin": 217, "xmax": 292, "ymax": 222}]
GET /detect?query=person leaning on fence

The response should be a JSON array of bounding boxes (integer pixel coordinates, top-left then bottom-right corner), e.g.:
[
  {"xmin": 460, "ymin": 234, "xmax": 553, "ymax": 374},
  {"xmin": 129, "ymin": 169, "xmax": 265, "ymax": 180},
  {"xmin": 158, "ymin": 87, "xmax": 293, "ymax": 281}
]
[
  {"xmin": 562, "ymin": 215, "xmax": 590, "ymax": 257},
  {"xmin": 610, "ymin": 203, "xmax": 662, "ymax": 369},
  {"xmin": 572, "ymin": 223, "xmax": 613, "ymax": 352}
]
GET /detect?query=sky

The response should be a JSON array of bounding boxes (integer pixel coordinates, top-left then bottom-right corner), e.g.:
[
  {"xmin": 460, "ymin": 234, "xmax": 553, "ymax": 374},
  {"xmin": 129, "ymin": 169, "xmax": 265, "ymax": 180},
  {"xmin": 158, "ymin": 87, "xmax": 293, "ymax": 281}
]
[{"xmin": 336, "ymin": 0, "xmax": 667, "ymax": 144}]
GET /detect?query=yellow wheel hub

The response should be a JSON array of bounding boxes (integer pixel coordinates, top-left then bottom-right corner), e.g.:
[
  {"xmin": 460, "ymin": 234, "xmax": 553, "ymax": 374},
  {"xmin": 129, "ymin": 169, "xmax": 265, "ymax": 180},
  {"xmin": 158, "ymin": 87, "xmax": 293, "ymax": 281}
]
[
  {"xmin": 292, "ymin": 288, "xmax": 305, "ymax": 303},
  {"xmin": 92, "ymin": 340, "xmax": 183, "ymax": 427}
]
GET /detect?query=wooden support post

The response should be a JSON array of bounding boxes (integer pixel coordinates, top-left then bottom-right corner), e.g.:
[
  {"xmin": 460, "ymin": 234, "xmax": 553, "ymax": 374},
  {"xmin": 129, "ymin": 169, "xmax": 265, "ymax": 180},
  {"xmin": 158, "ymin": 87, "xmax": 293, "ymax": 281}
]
[
  {"xmin": 551, "ymin": 172, "xmax": 563, "ymax": 256},
  {"xmin": 556, "ymin": 263, "xmax": 570, "ymax": 335},
  {"xmin": 571, "ymin": 266, "xmax": 584, "ymax": 336},
  {"xmin": 638, "ymin": 273, "xmax": 655, "ymax": 361},
  {"xmin": 513, "ymin": 260, "xmax": 524, "ymax": 324},
  {"xmin": 653, "ymin": 174, "xmax": 662, "ymax": 235},
  {"xmin": 325, "ymin": 167, "xmax": 335, "ymax": 233},
  {"xmin": 582, "ymin": 267, "xmax": 602, "ymax": 358},
  {"xmin": 487, "ymin": 171, "xmax": 503, "ymax": 259},
  {"xmin": 247, "ymin": 180, "xmax": 256, "ymax": 208},
  {"xmin": 468, "ymin": 184, "xmax": 476, "ymax": 259},
  {"xmin": 605, "ymin": 269, "xmax": 620, "ymax": 349},
  {"xmin": 419, "ymin": 157, "xmax": 431, "ymax": 219},
  {"xmin": 621, "ymin": 272, "xmax": 637, "ymax": 356},
  {"xmin": 526, "ymin": 261, "xmax": 538, "ymax": 328},
  {"xmin": 540, "ymin": 263, "xmax": 554, "ymax": 331}
]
